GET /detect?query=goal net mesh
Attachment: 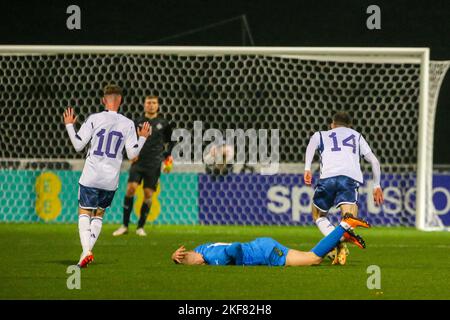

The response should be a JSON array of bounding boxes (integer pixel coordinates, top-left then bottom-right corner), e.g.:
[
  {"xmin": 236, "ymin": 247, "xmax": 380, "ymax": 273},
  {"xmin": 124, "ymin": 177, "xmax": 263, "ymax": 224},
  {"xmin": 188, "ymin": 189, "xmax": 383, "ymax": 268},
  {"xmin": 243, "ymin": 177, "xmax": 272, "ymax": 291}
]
[{"xmin": 0, "ymin": 51, "xmax": 448, "ymax": 227}]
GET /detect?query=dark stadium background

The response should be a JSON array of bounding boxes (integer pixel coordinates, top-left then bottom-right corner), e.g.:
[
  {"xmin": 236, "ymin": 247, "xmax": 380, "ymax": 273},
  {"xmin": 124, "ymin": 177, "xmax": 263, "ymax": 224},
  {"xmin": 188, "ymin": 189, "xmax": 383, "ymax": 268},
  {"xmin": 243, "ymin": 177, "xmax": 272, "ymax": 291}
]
[{"xmin": 0, "ymin": 0, "xmax": 448, "ymax": 164}]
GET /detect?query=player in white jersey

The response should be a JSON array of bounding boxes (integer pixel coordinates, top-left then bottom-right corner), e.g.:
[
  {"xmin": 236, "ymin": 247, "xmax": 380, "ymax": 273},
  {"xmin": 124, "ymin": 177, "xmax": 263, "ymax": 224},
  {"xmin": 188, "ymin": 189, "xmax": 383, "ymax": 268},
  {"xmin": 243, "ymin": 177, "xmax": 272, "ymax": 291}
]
[
  {"xmin": 304, "ymin": 112, "xmax": 384, "ymax": 265},
  {"xmin": 63, "ymin": 84, "xmax": 151, "ymax": 268}
]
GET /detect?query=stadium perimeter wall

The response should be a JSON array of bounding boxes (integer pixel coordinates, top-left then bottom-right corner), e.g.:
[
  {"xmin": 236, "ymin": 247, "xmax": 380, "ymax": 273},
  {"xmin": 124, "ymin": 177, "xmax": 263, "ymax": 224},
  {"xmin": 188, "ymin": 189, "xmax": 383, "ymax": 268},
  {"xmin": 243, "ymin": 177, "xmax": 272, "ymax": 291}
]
[{"xmin": 1, "ymin": 171, "xmax": 450, "ymax": 227}]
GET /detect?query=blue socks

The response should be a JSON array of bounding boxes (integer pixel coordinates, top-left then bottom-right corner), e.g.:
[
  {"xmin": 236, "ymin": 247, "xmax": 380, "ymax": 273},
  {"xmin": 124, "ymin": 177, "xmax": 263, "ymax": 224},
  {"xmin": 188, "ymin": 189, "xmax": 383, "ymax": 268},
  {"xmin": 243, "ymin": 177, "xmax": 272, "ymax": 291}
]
[{"xmin": 310, "ymin": 225, "xmax": 346, "ymax": 257}]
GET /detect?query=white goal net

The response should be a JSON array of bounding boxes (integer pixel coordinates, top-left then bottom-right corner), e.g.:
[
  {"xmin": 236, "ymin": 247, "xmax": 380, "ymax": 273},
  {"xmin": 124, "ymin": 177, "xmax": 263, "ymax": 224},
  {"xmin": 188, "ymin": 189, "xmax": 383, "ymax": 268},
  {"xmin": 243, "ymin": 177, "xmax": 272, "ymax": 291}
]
[{"xmin": 0, "ymin": 46, "xmax": 448, "ymax": 230}]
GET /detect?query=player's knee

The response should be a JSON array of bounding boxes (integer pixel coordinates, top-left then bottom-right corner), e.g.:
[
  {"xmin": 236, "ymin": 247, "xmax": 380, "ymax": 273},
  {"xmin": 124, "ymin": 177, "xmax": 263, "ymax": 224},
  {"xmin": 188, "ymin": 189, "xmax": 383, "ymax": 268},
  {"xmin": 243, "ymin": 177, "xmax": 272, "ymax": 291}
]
[
  {"xmin": 78, "ymin": 208, "xmax": 93, "ymax": 216},
  {"xmin": 143, "ymin": 197, "xmax": 152, "ymax": 207},
  {"xmin": 126, "ymin": 185, "xmax": 137, "ymax": 197},
  {"xmin": 94, "ymin": 209, "xmax": 105, "ymax": 217},
  {"xmin": 312, "ymin": 206, "xmax": 327, "ymax": 222},
  {"xmin": 143, "ymin": 189, "xmax": 154, "ymax": 200},
  {"xmin": 310, "ymin": 253, "xmax": 322, "ymax": 266},
  {"xmin": 340, "ymin": 204, "xmax": 358, "ymax": 217},
  {"xmin": 314, "ymin": 213, "xmax": 327, "ymax": 222},
  {"xmin": 311, "ymin": 257, "xmax": 322, "ymax": 266}
]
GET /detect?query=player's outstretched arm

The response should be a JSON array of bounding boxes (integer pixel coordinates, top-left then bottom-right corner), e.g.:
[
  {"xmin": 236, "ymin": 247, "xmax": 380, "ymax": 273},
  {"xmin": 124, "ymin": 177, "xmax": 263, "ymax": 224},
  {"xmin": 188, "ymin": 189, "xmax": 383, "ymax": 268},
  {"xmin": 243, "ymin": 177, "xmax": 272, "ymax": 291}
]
[
  {"xmin": 63, "ymin": 107, "xmax": 92, "ymax": 152},
  {"xmin": 364, "ymin": 152, "xmax": 384, "ymax": 205}
]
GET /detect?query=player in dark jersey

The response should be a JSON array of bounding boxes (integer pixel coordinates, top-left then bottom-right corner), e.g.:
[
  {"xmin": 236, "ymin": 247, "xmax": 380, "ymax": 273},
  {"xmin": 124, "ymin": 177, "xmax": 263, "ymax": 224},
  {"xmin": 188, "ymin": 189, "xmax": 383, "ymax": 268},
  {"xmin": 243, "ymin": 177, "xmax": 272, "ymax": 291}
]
[{"xmin": 113, "ymin": 95, "xmax": 175, "ymax": 237}]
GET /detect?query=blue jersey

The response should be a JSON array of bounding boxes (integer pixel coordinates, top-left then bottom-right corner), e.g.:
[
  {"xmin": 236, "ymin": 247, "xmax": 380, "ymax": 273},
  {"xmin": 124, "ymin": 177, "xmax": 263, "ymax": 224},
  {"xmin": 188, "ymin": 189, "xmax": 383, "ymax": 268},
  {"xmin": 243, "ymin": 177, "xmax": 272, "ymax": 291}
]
[{"xmin": 194, "ymin": 237, "xmax": 290, "ymax": 266}]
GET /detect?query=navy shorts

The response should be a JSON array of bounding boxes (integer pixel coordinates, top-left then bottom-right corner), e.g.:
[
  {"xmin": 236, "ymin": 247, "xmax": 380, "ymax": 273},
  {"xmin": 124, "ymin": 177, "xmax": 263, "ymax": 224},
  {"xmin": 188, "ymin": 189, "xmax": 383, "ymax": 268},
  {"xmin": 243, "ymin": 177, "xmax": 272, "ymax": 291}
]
[
  {"xmin": 128, "ymin": 164, "xmax": 161, "ymax": 190},
  {"xmin": 78, "ymin": 184, "xmax": 116, "ymax": 210},
  {"xmin": 313, "ymin": 175, "xmax": 359, "ymax": 212}
]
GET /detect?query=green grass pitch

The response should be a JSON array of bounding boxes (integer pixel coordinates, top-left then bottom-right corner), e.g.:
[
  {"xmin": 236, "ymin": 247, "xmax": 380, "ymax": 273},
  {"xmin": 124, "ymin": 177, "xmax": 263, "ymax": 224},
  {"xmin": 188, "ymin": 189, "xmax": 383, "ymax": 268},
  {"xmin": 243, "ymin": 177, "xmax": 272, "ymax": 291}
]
[{"xmin": 0, "ymin": 223, "xmax": 449, "ymax": 300}]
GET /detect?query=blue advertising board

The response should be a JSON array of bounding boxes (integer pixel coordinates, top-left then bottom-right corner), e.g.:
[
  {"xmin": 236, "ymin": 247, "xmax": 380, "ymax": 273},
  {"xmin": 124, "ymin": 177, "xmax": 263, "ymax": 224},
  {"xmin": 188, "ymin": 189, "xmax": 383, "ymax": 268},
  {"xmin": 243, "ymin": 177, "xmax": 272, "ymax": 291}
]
[{"xmin": 198, "ymin": 173, "xmax": 450, "ymax": 227}]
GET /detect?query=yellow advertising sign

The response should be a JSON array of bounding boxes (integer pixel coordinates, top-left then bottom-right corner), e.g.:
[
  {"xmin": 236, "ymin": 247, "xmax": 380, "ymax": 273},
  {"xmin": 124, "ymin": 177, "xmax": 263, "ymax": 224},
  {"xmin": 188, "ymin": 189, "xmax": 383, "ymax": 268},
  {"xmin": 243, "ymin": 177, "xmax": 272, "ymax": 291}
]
[
  {"xmin": 133, "ymin": 182, "xmax": 161, "ymax": 222},
  {"xmin": 35, "ymin": 172, "xmax": 62, "ymax": 221}
]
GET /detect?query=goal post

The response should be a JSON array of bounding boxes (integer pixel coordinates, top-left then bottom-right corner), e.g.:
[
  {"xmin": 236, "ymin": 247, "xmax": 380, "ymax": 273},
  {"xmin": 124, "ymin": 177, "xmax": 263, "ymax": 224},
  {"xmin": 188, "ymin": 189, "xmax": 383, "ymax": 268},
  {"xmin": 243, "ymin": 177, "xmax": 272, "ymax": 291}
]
[
  {"xmin": 417, "ymin": 48, "xmax": 430, "ymax": 231},
  {"xmin": 420, "ymin": 58, "xmax": 450, "ymax": 231},
  {"xmin": 0, "ymin": 45, "xmax": 448, "ymax": 230}
]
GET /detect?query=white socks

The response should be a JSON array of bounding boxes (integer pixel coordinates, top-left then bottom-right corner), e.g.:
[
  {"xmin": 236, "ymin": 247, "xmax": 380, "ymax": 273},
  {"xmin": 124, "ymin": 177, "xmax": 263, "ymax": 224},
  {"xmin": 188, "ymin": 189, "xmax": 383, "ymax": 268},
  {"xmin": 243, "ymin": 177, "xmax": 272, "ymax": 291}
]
[
  {"xmin": 78, "ymin": 214, "xmax": 91, "ymax": 256},
  {"xmin": 315, "ymin": 217, "xmax": 335, "ymax": 236},
  {"xmin": 316, "ymin": 216, "xmax": 346, "ymax": 242},
  {"xmin": 89, "ymin": 216, "xmax": 103, "ymax": 252},
  {"xmin": 340, "ymin": 220, "xmax": 351, "ymax": 230},
  {"xmin": 79, "ymin": 214, "xmax": 104, "ymax": 256}
]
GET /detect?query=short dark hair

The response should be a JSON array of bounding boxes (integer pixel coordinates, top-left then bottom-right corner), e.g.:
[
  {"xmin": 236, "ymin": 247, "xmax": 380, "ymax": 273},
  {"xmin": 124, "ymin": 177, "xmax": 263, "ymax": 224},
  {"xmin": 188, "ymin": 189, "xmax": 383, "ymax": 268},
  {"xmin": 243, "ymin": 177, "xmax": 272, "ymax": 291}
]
[
  {"xmin": 332, "ymin": 111, "xmax": 352, "ymax": 127},
  {"xmin": 103, "ymin": 84, "xmax": 123, "ymax": 96},
  {"xmin": 145, "ymin": 95, "xmax": 159, "ymax": 101}
]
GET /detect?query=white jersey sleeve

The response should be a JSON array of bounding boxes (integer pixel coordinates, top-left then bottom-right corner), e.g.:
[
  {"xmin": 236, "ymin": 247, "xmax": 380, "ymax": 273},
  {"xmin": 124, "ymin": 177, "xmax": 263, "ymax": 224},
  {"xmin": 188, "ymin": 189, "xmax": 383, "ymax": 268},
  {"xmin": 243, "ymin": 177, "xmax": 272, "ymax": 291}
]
[
  {"xmin": 65, "ymin": 116, "xmax": 94, "ymax": 152},
  {"xmin": 359, "ymin": 135, "xmax": 372, "ymax": 157},
  {"xmin": 363, "ymin": 152, "xmax": 381, "ymax": 188},
  {"xmin": 304, "ymin": 132, "xmax": 320, "ymax": 171}
]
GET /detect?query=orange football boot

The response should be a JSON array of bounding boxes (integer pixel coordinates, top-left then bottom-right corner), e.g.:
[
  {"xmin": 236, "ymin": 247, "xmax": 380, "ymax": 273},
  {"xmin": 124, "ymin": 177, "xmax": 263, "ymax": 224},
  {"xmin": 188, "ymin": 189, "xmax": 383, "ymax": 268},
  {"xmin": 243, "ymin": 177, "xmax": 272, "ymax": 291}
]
[
  {"xmin": 77, "ymin": 252, "xmax": 94, "ymax": 268},
  {"xmin": 342, "ymin": 213, "xmax": 371, "ymax": 229}
]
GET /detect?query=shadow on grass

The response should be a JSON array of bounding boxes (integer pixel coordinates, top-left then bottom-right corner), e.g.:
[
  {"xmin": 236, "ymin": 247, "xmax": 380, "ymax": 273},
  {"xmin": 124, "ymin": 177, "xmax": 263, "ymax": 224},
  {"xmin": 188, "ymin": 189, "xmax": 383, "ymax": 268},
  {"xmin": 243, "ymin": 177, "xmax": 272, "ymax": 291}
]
[
  {"xmin": 45, "ymin": 260, "xmax": 77, "ymax": 266},
  {"xmin": 49, "ymin": 260, "xmax": 112, "ymax": 266}
]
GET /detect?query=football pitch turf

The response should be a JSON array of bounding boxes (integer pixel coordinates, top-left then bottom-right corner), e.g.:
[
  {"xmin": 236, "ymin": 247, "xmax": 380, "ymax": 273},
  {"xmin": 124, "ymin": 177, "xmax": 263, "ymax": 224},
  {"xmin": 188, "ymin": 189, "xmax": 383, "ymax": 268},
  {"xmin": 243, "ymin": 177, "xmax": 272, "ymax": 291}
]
[{"xmin": 0, "ymin": 224, "xmax": 449, "ymax": 300}]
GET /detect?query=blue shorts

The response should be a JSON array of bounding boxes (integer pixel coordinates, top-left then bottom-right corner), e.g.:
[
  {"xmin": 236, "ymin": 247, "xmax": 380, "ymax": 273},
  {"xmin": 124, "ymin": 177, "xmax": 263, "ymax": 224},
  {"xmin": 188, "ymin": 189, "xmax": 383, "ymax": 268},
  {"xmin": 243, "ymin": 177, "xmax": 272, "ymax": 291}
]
[
  {"xmin": 78, "ymin": 184, "xmax": 116, "ymax": 210},
  {"xmin": 254, "ymin": 237, "xmax": 290, "ymax": 267},
  {"xmin": 313, "ymin": 175, "xmax": 359, "ymax": 212}
]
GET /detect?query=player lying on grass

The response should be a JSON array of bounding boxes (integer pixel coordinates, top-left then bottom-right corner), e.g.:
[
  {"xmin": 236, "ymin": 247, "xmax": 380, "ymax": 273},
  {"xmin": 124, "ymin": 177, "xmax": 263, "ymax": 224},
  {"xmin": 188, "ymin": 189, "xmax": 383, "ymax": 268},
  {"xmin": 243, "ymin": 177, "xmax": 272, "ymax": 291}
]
[
  {"xmin": 304, "ymin": 111, "xmax": 384, "ymax": 265},
  {"xmin": 171, "ymin": 214, "xmax": 369, "ymax": 266}
]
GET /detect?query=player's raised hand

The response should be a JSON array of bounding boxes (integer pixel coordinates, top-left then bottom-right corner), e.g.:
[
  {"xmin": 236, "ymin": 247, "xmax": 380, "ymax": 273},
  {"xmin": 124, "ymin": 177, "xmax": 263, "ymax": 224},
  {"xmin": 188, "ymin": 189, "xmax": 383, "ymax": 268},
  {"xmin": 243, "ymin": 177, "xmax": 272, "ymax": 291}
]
[
  {"xmin": 138, "ymin": 121, "xmax": 151, "ymax": 138},
  {"xmin": 373, "ymin": 187, "xmax": 384, "ymax": 206},
  {"xmin": 130, "ymin": 156, "xmax": 139, "ymax": 164},
  {"xmin": 63, "ymin": 107, "xmax": 77, "ymax": 125},
  {"xmin": 172, "ymin": 245, "xmax": 186, "ymax": 264},
  {"xmin": 304, "ymin": 170, "xmax": 312, "ymax": 186}
]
